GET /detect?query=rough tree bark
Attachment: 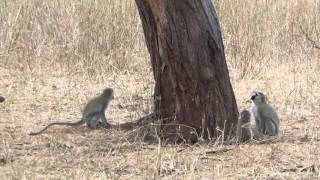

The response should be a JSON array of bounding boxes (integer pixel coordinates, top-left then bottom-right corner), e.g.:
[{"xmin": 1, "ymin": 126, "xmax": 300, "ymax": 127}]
[{"xmin": 135, "ymin": 0, "xmax": 238, "ymax": 141}]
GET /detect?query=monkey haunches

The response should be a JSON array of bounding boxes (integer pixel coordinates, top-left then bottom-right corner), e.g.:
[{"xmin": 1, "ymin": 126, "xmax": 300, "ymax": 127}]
[{"xmin": 236, "ymin": 91, "xmax": 280, "ymax": 143}]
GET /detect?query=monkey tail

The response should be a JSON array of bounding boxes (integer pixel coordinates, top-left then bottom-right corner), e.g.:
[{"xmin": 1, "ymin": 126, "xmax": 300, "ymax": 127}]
[{"xmin": 29, "ymin": 119, "xmax": 85, "ymax": 136}]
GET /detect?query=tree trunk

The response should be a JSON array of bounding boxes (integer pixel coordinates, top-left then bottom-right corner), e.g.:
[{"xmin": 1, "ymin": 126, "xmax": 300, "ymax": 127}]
[{"xmin": 135, "ymin": 0, "xmax": 238, "ymax": 142}]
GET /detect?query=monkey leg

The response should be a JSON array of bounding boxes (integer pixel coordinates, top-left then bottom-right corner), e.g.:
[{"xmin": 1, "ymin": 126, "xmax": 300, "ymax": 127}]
[
  {"xmin": 264, "ymin": 120, "xmax": 278, "ymax": 136},
  {"xmin": 97, "ymin": 120, "xmax": 111, "ymax": 129}
]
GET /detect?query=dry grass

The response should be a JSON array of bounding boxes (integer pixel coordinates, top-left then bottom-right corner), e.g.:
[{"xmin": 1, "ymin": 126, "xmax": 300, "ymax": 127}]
[{"xmin": 0, "ymin": 0, "xmax": 320, "ymax": 179}]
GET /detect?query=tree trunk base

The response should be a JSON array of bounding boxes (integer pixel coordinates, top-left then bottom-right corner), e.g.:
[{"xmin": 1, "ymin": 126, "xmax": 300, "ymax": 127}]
[{"xmin": 112, "ymin": 114, "xmax": 202, "ymax": 143}]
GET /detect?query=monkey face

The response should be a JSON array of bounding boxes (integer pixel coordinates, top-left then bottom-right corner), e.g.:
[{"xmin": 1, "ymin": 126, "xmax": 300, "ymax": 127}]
[
  {"xmin": 239, "ymin": 110, "xmax": 250, "ymax": 123},
  {"xmin": 109, "ymin": 91, "xmax": 115, "ymax": 100},
  {"xmin": 250, "ymin": 91, "xmax": 266, "ymax": 105},
  {"xmin": 250, "ymin": 92, "xmax": 258, "ymax": 101}
]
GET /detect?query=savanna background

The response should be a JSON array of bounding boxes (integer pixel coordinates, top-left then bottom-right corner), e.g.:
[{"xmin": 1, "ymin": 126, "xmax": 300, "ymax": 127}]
[{"xmin": 0, "ymin": 0, "xmax": 319, "ymax": 179}]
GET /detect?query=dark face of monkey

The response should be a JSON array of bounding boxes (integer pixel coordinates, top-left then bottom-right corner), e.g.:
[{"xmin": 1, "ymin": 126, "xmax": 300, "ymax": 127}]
[{"xmin": 250, "ymin": 91, "xmax": 266, "ymax": 105}]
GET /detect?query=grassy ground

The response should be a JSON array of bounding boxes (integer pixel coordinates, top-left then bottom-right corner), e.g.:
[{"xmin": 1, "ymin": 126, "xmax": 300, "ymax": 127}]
[{"xmin": 0, "ymin": 0, "xmax": 320, "ymax": 179}]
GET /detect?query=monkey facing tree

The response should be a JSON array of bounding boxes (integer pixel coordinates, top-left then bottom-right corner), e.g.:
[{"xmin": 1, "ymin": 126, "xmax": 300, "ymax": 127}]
[{"xmin": 29, "ymin": 88, "xmax": 114, "ymax": 135}]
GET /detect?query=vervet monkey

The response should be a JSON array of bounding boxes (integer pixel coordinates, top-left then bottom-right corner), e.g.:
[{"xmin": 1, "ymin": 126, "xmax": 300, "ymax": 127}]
[
  {"xmin": 250, "ymin": 91, "xmax": 279, "ymax": 136},
  {"xmin": 29, "ymin": 88, "xmax": 114, "ymax": 135},
  {"xmin": 236, "ymin": 110, "xmax": 252, "ymax": 143},
  {"xmin": 0, "ymin": 96, "xmax": 4, "ymax": 103}
]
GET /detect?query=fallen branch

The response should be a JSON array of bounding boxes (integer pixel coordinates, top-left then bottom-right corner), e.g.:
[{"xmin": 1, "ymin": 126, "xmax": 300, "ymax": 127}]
[{"xmin": 111, "ymin": 113, "xmax": 157, "ymax": 130}]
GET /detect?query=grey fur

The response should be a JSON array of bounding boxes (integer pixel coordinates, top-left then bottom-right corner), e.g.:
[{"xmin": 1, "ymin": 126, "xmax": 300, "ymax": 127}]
[
  {"xmin": 236, "ymin": 109, "xmax": 252, "ymax": 143},
  {"xmin": 29, "ymin": 88, "xmax": 114, "ymax": 135},
  {"xmin": 250, "ymin": 91, "xmax": 279, "ymax": 136}
]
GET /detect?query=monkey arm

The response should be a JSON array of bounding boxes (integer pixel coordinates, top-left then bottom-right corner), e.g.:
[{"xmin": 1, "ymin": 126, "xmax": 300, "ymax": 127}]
[
  {"xmin": 100, "ymin": 111, "xmax": 111, "ymax": 128},
  {"xmin": 83, "ymin": 111, "xmax": 111, "ymax": 129},
  {"xmin": 258, "ymin": 105, "xmax": 279, "ymax": 122}
]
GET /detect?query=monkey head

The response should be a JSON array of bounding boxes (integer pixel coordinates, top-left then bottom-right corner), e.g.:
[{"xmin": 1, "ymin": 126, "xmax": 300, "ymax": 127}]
[
  {"xmin": 102, "ymin": 88, "xmax": 114, "ymax": 100},
  {"xmin": 250, "ymin": 91, "xmax": 267, "ymax": 105},
  {"xmin": 239, "ymin": 110, "xmax": 251, "ymax": 123}
]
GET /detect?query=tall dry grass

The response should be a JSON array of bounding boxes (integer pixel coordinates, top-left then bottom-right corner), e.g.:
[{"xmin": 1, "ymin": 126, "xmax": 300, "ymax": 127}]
[
  {"xmin": 0, "ymin": 0, "xmax": 319, "ymax": 79},
  {"xmin": 0, "ymin": 0, "xmax": 148, "ymax": 76},
  {"xmin": 0, "ymin": 0, "xmax": 320, "ymax": 179},
  {"xmin": 216, "ymin": 0, "xmax": 320, "ymax": 78}
]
